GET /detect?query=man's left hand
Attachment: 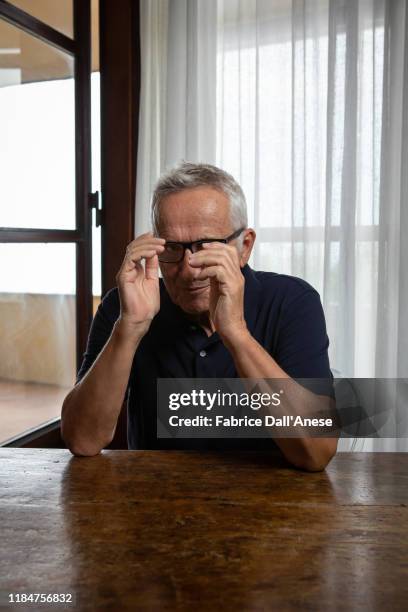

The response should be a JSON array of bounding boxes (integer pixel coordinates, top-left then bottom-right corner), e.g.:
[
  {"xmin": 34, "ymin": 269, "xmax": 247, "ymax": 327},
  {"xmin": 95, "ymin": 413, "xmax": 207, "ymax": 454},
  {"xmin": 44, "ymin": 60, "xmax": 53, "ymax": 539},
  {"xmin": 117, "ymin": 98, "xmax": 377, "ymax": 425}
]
[{"xmin": 188, "ymin": 242, "xmax": 248, "ymax": 343}]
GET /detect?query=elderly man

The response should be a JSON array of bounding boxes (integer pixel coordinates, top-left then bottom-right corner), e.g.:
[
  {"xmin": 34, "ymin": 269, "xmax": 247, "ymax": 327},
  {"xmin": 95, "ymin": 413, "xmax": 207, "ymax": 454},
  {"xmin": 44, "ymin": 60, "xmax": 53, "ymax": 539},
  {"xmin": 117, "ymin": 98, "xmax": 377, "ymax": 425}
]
[{"xmin": 61, "ymin": 162, "xmax": 338, "ymax": 470}]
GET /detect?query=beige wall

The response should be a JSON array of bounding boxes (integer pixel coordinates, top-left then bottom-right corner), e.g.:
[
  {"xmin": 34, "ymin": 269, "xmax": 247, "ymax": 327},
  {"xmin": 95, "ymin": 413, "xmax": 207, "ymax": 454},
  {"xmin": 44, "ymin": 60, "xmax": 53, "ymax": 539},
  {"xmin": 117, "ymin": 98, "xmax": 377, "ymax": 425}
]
[{"xmin": 0, "ymin": 294, "xmax": 100, "ymax": 387}]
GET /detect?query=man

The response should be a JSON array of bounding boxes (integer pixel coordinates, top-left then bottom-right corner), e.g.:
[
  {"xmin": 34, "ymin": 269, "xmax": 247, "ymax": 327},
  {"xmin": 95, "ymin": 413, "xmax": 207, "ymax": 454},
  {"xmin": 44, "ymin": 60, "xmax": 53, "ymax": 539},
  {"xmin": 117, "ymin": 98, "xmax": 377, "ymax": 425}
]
[{"xmin": 61, "ymin": 162, "xmax": 338, "ymax": 470}]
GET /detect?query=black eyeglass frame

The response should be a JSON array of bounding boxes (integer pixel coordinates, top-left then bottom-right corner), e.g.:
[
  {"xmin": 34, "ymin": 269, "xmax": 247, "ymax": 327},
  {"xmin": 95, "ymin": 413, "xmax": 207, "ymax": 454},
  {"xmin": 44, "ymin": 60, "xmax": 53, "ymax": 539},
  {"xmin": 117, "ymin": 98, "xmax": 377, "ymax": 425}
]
[{"xmin": 158, "ymin": 227, "xmax": 246, "ymax": 263}]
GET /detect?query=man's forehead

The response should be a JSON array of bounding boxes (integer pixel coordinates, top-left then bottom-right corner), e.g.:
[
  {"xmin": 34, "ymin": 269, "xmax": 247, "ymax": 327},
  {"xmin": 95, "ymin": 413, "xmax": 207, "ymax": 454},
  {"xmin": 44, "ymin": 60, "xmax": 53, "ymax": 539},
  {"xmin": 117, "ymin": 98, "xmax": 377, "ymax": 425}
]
[{"xmin": 158, "ymin": 187, "xmax": 231, "ymax": 235}]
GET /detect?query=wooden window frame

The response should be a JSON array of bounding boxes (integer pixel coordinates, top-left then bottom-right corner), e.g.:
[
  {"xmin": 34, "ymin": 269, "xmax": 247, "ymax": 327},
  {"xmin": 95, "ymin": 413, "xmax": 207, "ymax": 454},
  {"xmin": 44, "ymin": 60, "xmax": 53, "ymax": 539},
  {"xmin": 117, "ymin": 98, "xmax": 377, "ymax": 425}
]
[{"xmin": 98, "ymin": 0, "xmax": 140, "ymax": 449}]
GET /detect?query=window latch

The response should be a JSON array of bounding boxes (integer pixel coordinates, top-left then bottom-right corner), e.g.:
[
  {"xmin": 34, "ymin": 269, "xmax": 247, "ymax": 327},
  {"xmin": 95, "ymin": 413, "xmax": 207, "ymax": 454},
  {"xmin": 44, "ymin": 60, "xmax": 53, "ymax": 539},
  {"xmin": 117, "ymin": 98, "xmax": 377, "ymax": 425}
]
[{"xmin": 88, "ymin": 191, "xmax": 102, "ymax": 227}]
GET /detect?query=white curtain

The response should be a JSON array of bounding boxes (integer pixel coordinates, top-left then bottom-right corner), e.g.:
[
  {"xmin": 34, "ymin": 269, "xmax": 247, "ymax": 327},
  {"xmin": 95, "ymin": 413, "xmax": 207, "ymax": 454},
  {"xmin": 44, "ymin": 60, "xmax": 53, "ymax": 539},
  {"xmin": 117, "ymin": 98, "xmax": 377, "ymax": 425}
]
[{"xmin": 136, "ymin": 0, "xmax": 408, "ymax": 451}]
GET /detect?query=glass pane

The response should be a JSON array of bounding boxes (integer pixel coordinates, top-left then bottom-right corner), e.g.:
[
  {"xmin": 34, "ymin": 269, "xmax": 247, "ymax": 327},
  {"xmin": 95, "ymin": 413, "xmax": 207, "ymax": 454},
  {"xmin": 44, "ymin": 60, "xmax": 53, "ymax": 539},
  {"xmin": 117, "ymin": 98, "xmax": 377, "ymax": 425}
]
[
  {"xmin": 0, "ymin": 19, "xmax": 75, "ymax": 229},
  {"xmin": 7, "ymin": 0, "xmax": 73, "ymax": 38},
  {"xmin": 0, "ymin": 243, "xmax": 76, "ymax": 444}
]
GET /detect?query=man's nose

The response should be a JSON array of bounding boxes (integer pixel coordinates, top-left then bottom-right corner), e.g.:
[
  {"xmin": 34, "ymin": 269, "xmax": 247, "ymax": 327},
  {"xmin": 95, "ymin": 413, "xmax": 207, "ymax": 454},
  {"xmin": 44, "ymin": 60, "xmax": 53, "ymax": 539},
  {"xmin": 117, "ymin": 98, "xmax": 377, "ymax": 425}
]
[{"xmin": 179, "ymin": 247, "xmax": 200, "ymax": 280}]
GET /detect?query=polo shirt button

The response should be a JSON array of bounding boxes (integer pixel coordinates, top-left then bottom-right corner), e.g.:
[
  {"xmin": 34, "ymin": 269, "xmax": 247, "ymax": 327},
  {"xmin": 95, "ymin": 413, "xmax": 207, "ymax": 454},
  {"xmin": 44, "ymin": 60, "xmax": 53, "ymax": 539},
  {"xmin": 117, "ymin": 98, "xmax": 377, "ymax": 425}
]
[{"xmin": 199, "ymin": 350, "xmax": 207, "ymax": 357}]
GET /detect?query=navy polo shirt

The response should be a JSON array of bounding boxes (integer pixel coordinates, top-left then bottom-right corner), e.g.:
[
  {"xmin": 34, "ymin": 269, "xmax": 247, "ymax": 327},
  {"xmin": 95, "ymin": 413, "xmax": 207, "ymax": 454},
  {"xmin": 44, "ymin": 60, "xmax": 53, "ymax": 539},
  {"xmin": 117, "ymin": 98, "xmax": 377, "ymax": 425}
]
[{"xmin": 76, "ymin": 264, "xmax": 334, "ymax": 451}]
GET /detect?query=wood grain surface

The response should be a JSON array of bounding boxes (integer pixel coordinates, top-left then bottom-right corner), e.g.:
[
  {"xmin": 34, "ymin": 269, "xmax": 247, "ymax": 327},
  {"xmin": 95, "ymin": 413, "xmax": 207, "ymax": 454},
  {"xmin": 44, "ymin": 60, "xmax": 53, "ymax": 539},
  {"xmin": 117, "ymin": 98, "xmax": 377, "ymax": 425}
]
[{"xmin": 0, "ymin": 450, "xmax": 407, "ymax": 611}]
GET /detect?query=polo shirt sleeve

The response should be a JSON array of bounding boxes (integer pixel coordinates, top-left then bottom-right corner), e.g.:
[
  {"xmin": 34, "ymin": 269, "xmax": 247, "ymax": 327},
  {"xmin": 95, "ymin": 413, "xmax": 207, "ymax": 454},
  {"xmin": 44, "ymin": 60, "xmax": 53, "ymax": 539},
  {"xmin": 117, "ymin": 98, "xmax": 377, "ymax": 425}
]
[
  {"xmin": 274, "ymin": 288, "xmax": 334, "ymax": 398},
  {"xmin": 76, "ymin": 288, "xmax": 120, "ymax": 384}
]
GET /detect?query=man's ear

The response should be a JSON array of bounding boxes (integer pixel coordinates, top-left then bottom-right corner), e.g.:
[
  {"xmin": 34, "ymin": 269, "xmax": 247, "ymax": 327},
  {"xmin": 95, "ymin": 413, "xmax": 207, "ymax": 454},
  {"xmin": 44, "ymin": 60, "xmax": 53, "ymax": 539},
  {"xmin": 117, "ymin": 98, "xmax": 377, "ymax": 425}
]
[{"xmin": 239, "ymin": 228, "xmax": 256, "ymax": 267}]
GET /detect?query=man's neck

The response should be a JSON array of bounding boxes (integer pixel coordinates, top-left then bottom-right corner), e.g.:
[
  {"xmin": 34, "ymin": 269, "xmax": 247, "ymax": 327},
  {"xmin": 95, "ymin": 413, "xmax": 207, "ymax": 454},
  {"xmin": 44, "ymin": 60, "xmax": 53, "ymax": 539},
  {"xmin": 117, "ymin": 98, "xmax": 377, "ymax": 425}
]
[{"xmin": 187, "ymin": 312, "xmax": 215, "ymax": 337}]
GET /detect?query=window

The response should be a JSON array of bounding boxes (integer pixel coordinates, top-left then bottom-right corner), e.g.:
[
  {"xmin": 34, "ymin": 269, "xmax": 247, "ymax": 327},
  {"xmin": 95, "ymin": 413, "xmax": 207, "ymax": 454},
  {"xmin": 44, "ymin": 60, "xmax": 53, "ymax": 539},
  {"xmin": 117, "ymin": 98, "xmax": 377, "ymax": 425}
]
[{"xmin": 0, "ymin": 0, "xmax": 98, "ymax": 445}]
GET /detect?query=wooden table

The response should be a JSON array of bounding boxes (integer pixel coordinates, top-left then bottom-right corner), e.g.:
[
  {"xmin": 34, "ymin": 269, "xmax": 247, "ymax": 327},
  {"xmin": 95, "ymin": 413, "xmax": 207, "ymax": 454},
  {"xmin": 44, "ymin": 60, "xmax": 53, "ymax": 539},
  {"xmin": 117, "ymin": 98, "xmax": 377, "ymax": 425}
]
[{"xmin": 0, "ymin": 450, "xmax": 407, "ymax": 611}]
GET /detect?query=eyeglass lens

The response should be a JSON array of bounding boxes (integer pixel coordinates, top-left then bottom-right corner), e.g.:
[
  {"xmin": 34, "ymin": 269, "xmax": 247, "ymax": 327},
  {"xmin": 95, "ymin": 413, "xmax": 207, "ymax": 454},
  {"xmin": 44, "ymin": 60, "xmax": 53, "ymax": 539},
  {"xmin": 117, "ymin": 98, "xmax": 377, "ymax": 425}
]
[{"xmin": 159, "ymin": 241, "xmax": 210, "ymax": 262}]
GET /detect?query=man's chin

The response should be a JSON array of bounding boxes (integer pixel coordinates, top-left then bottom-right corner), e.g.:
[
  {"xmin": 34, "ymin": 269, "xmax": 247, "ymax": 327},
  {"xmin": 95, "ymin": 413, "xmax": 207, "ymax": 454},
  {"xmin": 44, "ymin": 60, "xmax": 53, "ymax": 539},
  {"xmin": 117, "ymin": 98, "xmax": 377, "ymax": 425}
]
[{"xmin": 177, "ymin": 292, "xmax": 209, "ymax": 314}]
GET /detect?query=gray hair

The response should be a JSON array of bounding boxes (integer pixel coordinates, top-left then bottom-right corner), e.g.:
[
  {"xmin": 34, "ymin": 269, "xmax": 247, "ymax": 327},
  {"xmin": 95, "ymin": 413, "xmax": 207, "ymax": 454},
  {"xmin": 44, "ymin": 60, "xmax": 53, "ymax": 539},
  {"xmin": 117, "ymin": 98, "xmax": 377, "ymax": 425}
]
[{"xmin": 151, "ymin": 161, "xmax": 248, "ymax": 240}]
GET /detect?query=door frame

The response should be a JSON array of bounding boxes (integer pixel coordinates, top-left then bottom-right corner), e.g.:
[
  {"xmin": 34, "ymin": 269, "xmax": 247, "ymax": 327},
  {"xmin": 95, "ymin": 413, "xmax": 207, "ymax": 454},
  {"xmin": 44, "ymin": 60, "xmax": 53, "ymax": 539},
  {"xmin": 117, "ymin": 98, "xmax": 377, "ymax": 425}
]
[{"xmin": 99, "ymin": 0, "xmax": 140, "ymax": 295}]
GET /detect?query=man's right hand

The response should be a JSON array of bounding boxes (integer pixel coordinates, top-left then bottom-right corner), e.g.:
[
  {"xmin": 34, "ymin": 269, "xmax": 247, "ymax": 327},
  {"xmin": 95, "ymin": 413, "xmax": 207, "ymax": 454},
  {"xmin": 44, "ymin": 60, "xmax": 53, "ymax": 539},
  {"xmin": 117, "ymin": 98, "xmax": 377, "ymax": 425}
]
[
  {"xmin": 115, "ymin": 232, "xmax": 165, "ymax": 337},
  {"xmin": 62, "ymin": 231, "xmax": 165, "ymax": 456}
]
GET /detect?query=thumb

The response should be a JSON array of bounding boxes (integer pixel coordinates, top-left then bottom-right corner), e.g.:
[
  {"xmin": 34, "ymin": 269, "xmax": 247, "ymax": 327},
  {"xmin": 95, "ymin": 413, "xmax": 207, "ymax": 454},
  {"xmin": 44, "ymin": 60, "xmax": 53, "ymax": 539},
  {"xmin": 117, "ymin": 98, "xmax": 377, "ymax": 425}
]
[{"xmin": 145, "ymin": 253, "xmax": 159, "ymax": 280}]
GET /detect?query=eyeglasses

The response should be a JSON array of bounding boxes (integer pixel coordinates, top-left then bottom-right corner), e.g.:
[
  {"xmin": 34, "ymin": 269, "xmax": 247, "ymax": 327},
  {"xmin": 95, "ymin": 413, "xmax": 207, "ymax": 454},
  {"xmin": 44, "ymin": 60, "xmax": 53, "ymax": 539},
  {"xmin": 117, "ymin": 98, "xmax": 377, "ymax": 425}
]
[{"xmin": 158, "ymin": 227, "xmax": 246, "ymax": 263}]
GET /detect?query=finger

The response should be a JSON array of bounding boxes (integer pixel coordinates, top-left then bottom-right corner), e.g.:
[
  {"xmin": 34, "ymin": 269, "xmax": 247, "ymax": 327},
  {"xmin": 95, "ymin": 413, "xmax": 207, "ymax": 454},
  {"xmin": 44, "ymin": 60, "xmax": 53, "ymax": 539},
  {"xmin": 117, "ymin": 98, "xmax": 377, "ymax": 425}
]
[
  {"xmin": 202, "ymin": 242, "xmax": 240, "ymax": 264},
  {"xmin": 145, "ymin": 253, "xmax": 159, "ymax": 280},
  {"xmin": 202, "ymin": 241, "xmax": 225, "ymax": 247},
  {"xmin": 202, "ymin": 242, "xmax": 238, "ymax": 250},
  {"xmin": 121, "ymin": 249, "xmax": 160, "ymax": 273},
  {"xmin": 202, "ymin": 242, "xmax": 238, "ymax": 253},
  {"xmin": 189, "ymin": 251, "xmax": 234, "ymax": 270},
  {"xmin": 190, "ymin": 244, "xmax": 237, "ymax": 259},
  {"xmin": 126, "ymin": 237, "xmax": 165, "ymax": 253},
  {"xmin": 126, "ymin": 243, "xmax": 165, "ymax": 259},
  {"xmin": 195, "ymin": 265, "xmax": 228, "ymax": 284}
]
